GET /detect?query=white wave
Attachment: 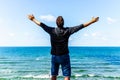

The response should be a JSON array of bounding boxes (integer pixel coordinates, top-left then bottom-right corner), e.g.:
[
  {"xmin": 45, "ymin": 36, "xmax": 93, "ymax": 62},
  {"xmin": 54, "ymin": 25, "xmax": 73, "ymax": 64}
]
[
  {"xmin": 0, "ymin": 69, "xmax": 13, "ymax": 74},
  {"xmin": 75, "ymin": 74, "xmax": 82, "ymax": 77},
  {"xmin": 34, "ymin": 74, "xmax": 51, "ymax": 78},
  {"xmin": 88, "ymin": 74, "xmax": 95, "ymax": 77},
  {"xmin": 74, "ymin": 73, "xmax": 120, "ymax": 78},
  {"xmin": 74, "ymin": 73, "xmax": 96, "ymax": 77},
  {"xmin": 36, "ymin": 57, "xmax": 41, "ymax": 61},
  {"xmin": 22, "ymin": 74, "xmax": 51, "ymax": 78},
  {"xmin": 35, "ymin": 57, "xmax": 44, "ymax": 61},
  {"xmin": 22, "ymin": 74, "xmax": 33, "ymax": 78},
  {"xmin": 103, "ymin": 73, "xmax": 120, "ymax": 78}
]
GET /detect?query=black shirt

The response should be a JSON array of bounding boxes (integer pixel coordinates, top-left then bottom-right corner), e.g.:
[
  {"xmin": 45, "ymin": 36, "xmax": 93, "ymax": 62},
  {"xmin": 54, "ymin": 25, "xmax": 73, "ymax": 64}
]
[{"xmin": 40, "ymin": 23, "xmax": 84, "ymax": 55}]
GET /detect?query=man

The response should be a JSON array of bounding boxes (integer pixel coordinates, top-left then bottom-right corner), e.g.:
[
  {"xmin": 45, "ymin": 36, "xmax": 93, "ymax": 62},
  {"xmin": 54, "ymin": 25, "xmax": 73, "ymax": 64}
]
[{"xmin": 28, "ymin": 14, "xmax": 99, "ymax": 80}]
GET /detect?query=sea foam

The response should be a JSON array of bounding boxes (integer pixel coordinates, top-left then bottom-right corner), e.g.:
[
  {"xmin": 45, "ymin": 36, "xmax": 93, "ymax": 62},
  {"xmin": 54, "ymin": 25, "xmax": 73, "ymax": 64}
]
[{"xmin": 22, "ymin": 74, "xmax": 51, "ymax": 79}]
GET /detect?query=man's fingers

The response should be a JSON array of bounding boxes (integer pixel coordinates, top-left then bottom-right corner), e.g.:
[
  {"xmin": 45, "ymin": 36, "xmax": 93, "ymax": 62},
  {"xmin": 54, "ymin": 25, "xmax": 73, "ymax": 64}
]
[
  {"xmin": 28, "ymin": 14, "xmax": 31, "ymax": 18},
  {"xmin": 96, "ymin": 17, "xmax": 99, "ymax": 19},
  {"xmin": 96, "ymin": 17, "xmax": 99, "ymax": 21}
]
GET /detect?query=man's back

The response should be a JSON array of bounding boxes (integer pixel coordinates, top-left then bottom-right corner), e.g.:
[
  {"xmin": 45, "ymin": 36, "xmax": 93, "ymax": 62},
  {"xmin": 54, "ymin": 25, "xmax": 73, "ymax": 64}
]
[
  {"xmin": 40, "ymin": 23, "xmax": 84, "ymax": 55},
  {"xmin": 50, "ymin": 27, "xmax": 70, "ymax": 55}
]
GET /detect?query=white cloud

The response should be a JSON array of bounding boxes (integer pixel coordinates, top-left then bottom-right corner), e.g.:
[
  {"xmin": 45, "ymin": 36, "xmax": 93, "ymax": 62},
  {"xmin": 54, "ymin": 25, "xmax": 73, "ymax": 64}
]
[
  {"xmin": 0, "ymin": 19, "xmax": 3, "ymax": 24},
  {"xmin": 0, "ymin": 19, "xmax": 4, "ymax": 28},
  {"xmin": 24, "ymin": 32, "xmax": 30, "ymax": 36},
  {"xmin": 83, "ymin": 33, "xmax": 89, "ymax": 37},
  {"xmin": 9, "ymin": 33, "xmax": 15, "ymax": 37},
  {"xmin": 83, "ymin": 32, "xmax": 108, "ymax": 41},
  {"xmin": 101, "ymin": 37, "xmax": 107, "ymax": 41},
  {"xmin": 91, "ymin": 33, "xmax": 97, "ymax": 37},
  {"xmin": 92, "ymin": 32, "xmax": 108, "ymax": 41},
  {"xmin": 69, "ymin": 37, "xmax": 73, "ymax": 41},
  {"xmin": 107, "ymin": 17, "xmax": 116, "ymax": 24},
  {"xmin": 84, "ymin": 32, "xmax": 100, "ymax": 37},
  {"xmin": 40, "ymin": 14, "xmax": 56, "ymax": 22}
]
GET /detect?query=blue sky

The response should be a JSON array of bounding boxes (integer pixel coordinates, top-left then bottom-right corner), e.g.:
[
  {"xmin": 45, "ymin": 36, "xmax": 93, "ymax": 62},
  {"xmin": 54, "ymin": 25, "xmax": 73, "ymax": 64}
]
[{"xmin": 0, "ymin": 0, "xmax": 120, "ymax": 46}]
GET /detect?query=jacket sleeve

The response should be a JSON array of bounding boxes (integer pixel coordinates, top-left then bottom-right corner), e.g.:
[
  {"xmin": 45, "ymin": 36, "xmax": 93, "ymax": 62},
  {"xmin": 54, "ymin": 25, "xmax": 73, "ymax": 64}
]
[
  {"xmin": 40, "ymin": 23, "xmax": 53, "ymax": 34},
  {"xmin": 68, "ymin": 24, "xmax": 84, "ymax": 34}
]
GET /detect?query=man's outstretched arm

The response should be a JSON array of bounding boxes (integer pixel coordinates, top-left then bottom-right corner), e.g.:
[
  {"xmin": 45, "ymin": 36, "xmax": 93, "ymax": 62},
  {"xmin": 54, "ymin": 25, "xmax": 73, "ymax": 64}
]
[
  {"xmin": 28, "ymin": 14, "xmax": 53, "ymax": 34},
  {"xmin": 83, "ymin": 17, "xmax": 99, "ymax": 27},
  {"xmin": 28, "ymin": 14, "xmax": 41, "ymax": 26}
]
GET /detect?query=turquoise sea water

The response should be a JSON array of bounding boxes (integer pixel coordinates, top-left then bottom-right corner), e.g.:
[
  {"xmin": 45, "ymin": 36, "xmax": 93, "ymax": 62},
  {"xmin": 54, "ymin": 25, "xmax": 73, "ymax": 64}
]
[{"xmin": 0, "ymin": 47, "xmax": 120, "ymax": 80}]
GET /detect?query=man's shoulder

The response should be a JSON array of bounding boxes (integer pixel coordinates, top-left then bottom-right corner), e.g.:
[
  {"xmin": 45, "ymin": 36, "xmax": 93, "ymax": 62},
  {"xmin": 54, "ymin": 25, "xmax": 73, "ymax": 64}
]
[{"xmin": 63, "ymin": 27, "xmax": 69, "ymax": 30}]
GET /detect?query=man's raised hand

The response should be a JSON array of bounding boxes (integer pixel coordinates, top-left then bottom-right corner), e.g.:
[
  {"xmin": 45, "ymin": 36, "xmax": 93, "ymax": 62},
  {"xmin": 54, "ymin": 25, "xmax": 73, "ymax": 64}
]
[
  {"xmin": 28, "ymin": 14, "xmax": 35, "ymax": 21},
  {"xmin": 91, "ymin": 17, "xmax": 99, "ymax": 23}
]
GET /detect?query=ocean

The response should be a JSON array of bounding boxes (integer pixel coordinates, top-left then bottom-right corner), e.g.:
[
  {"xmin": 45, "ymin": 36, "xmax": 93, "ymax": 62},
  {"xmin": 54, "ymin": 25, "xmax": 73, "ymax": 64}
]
[{"xmin": 0, "ymin": 47, "xmax": 120, "ymax": 80}]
